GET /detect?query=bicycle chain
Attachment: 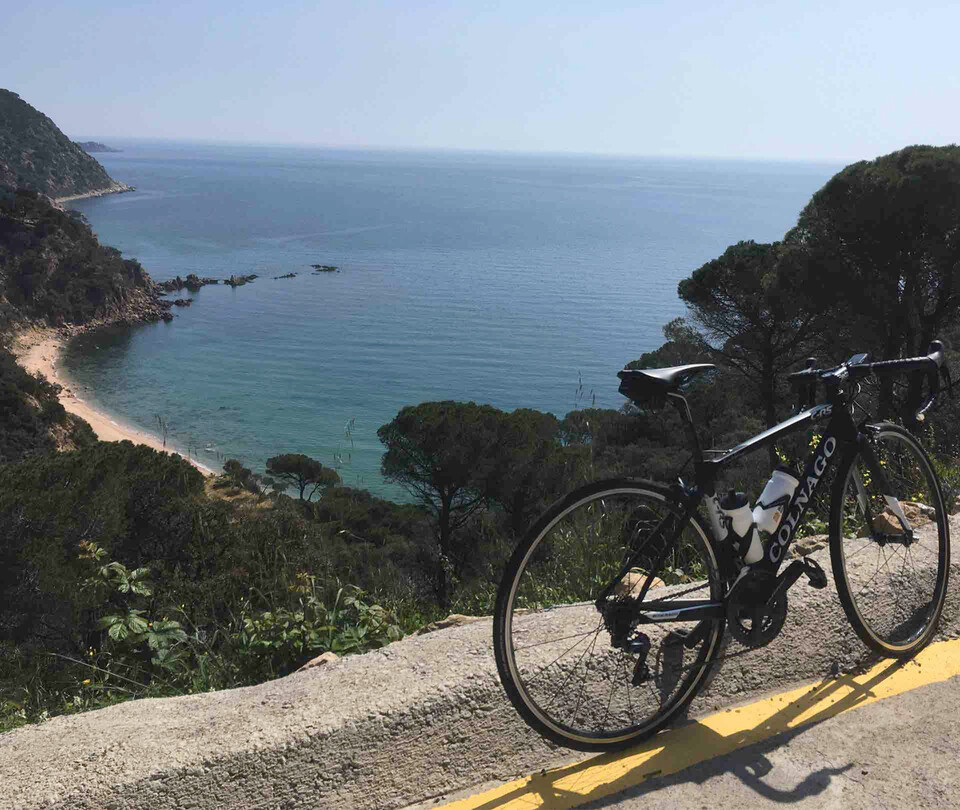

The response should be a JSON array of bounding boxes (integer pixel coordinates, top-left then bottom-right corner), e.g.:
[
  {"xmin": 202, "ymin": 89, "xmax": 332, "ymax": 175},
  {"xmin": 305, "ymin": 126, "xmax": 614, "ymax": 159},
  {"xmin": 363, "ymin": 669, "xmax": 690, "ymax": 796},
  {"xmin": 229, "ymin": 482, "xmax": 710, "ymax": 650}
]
[{"xmin": 625, "ymin": 573, "xmax": 770, "ymax": 675}]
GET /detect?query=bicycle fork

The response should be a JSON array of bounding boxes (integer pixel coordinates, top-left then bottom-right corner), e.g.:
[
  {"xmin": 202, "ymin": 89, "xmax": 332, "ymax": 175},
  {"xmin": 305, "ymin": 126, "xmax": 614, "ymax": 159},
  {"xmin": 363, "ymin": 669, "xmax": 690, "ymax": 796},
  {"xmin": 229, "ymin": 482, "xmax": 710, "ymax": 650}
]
[{"xmin": 852, "ymin": 433, "xmax": 916, "ymax": 546}]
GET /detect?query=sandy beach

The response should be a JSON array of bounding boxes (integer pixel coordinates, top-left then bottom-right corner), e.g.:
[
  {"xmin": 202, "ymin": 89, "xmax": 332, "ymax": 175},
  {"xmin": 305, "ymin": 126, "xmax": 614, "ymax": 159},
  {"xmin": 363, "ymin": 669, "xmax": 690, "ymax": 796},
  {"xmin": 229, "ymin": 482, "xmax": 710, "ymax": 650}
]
[{"xmin": 12, "ymin": 327, "xmax": 215, "ymax": 475}]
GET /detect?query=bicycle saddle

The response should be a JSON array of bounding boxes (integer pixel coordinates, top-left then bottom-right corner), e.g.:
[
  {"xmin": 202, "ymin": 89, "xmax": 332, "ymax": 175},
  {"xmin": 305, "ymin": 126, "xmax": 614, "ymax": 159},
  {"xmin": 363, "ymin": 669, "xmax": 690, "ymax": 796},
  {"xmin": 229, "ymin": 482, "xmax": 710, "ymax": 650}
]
[{"xmin": 618, "ymin": 363, "xmax": 716, "ymax": 407}]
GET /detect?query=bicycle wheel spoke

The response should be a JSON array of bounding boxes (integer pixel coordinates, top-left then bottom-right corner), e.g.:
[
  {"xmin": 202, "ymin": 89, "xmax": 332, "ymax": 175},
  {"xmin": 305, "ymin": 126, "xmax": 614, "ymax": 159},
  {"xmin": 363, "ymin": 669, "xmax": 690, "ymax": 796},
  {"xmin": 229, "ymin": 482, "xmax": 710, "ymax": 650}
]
[
  {"xmin": 903, "ymin": 540, "xmax": 938, "ymax": 561},
  {"xmin": 525, "ymin": 618, "xmax": 605, "ymax": 686},
  {"xmin": 567, "ymin": 632, "xmax": 602, "ymax": 728},
  {"xmin": 544, "ymin": 625, "xmax": 602, "ymax": 719},
  {"xmin": 853, "ymin": 552, "xmax": 887, "ymax": 600},
  {"xmin": 891, "ymin": 549, "xmax": 907, "ymax": 619},
  {"xmin": 845, "ymin": 538, "xmax": 882, "ymax": 560},
  {"xmin": 495, "ymin": 483, "xmax": 725, "ymax": 749},
  {"xmin": 513, "ymin": 629, "xmax": 600, "ymax": 653},
  {"xmin": 619, "ymin": 651, "xmax": 638, "ymax": 727},
  {"xmin": 832, "ymin": 425, "xmax": 949, "ymax": 655},
  {"xmin": 599, "ymin": 656, "xmax": 619, "ymax": 731}
]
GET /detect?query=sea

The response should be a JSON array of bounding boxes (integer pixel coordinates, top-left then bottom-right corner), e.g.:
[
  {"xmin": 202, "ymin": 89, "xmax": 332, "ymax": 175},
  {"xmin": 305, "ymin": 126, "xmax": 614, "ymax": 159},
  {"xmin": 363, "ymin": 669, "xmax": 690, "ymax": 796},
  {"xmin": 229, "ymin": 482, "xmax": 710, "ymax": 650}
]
[{"xmin": 62, "ymin": 142, "xmax": 840, "ymax": 500}]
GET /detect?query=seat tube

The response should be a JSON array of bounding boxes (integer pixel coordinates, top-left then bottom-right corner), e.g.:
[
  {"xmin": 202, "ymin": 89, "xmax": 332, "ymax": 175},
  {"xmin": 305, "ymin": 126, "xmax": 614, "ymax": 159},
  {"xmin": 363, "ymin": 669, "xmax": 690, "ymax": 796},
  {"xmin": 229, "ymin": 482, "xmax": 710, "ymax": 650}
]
[
  {"xmin": 693, "ymin": 453, "xmax": 723, "ymax": 543},
  {"xmin": 668, "ymin": 392, "xmax": 703, "ymax": 463}
]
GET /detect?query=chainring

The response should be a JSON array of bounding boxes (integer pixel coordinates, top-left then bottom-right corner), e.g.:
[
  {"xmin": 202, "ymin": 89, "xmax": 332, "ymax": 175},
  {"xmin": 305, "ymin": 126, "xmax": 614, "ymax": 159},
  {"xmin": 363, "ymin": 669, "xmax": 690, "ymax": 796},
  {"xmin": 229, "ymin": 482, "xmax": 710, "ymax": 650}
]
[{"xmin": 726, "ymin": 571, "xmax": 788, "ymax": 648}]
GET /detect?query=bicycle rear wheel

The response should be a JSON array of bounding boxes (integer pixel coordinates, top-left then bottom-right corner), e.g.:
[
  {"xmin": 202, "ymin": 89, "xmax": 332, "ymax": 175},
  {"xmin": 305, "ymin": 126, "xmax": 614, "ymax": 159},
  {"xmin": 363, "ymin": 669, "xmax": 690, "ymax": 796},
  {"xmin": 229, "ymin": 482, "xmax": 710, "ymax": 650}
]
[
  {"xmin": 493, "ymin": 480, "xmax": 725, "ymax": 751},
  {"xmin": 830, "ymin": 423, "xmax": 950, "ymax": 657}
]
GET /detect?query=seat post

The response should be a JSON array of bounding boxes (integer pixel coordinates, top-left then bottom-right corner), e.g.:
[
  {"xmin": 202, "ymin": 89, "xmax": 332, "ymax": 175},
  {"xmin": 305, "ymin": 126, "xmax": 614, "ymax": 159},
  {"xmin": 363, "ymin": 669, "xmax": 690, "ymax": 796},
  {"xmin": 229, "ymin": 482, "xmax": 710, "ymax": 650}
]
[{"xmin": 667, "ymin": 392, "xmax": 704, "ymax": 463}]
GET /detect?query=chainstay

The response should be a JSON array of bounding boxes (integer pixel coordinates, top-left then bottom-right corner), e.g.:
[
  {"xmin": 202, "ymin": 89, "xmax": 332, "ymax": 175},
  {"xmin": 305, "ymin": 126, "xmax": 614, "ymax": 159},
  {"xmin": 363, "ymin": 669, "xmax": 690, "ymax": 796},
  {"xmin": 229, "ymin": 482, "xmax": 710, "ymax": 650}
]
[{"xmin": 634, "ymin": 574, "xmax": 766, "ymax": 675}]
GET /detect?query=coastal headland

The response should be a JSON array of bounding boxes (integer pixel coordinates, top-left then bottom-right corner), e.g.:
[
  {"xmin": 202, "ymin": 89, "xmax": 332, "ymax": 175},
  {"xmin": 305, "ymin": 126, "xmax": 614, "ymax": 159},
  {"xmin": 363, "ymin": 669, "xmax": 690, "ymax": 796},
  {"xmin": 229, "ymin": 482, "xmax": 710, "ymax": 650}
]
[{"xmin": 12, "ymin": 327, "xmax": 214, "ymax": 475}]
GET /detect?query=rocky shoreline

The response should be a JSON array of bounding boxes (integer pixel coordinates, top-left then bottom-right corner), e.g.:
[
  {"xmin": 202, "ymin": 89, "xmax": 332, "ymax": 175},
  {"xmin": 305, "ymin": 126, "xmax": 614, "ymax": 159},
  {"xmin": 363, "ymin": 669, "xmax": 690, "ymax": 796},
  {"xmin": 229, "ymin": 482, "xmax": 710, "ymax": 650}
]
[
  {"xmin": 89, "ymin": 282, "xmax": 177, "ymax": 325},
  {"xmin": 156, "ymin": 273, "xmax": 222, "ymax": 294},
  {"xmin": 7, "ymin": 276, "xmax": 179, "ymax": 344},
  {"xmin": 53, "ymin": 181, "xmax": 136, "ymax": 205},
  {"xmin": 11, "ymin": 299, "xmax": 174, "ymax": 354}
]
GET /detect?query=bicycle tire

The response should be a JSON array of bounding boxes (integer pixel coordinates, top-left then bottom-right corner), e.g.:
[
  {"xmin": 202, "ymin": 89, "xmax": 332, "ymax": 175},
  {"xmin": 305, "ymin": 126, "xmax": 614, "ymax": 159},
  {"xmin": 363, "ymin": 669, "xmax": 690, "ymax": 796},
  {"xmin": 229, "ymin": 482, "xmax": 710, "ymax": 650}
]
[
  {"xmin": 830, "ymin": 423, "xmax": 950, "ymax": 657},
  {"xmin": 493, "ymin": 479, "xmax": 726, "ymax": 751}
]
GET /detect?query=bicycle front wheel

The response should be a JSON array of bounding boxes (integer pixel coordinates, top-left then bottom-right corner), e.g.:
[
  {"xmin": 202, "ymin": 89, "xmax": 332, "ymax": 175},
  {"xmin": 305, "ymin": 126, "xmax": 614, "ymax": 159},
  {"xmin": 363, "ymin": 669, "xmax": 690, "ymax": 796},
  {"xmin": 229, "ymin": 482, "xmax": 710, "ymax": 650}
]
[
  {"xmin": 830, "ymin": 423, "xmax": 950, "ymax": 657},
  {"xmin": 493, "ymin": 480, "xmax": 725, "ymax": 751}
]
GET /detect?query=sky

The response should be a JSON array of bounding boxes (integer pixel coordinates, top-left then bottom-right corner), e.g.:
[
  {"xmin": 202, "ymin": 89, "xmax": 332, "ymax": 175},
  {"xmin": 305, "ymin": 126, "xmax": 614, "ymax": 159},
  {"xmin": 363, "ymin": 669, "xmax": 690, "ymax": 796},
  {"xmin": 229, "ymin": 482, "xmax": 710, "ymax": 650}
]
[{"xmin": 3, "ymin": 0, "xmax": 959, "ymax": 161}]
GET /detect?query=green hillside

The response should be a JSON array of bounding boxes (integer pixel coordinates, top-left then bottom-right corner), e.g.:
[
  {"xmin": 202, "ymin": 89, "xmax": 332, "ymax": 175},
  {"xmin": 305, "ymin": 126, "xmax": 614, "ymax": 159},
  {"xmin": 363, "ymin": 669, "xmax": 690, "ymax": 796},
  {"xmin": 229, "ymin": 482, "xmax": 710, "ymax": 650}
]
[
  {"xmin": 0, "ymin": 185, "xmax": 168, "ymax": 464},
  {"xmin": 0, "ymin": 90, "xmax": 125, "ymax": 199},
  {"xmin": 0, "ymin": 187, "xmax": 170, "ymax": 332},
  {"xmin": 0, "ymin": 343, "xmax": 96, "ymax": 463}
]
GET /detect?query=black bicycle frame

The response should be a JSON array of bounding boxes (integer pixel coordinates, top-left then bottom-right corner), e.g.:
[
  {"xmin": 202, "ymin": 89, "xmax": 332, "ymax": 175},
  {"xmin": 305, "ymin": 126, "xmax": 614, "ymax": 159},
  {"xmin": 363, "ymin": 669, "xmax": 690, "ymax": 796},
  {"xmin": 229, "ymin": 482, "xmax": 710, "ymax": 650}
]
[
  {"xmin": 620, "ymin": 341, "xmax": 947, "ymax": 626},
  {"xmin": 628, "ymin": 396, "xmax": 879, "ymax": 624}
]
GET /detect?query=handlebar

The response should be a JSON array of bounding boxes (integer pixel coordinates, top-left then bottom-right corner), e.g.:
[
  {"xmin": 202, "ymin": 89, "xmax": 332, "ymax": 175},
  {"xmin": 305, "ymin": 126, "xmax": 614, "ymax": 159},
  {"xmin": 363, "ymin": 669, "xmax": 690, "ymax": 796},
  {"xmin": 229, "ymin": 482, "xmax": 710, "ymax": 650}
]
[{"xmin": 786, "ymin": 340, "xmax": 948, "ymax": 422}]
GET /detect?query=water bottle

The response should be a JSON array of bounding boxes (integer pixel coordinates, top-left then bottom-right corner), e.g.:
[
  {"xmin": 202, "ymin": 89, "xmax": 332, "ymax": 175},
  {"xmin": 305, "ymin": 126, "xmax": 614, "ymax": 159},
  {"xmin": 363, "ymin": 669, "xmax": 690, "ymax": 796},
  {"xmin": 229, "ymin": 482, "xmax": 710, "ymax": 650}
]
[
  {"xmin": 719, "ymin": 491, "xmax": 764, "ymax": 564},
  {"xmin": 752, "ymin": 466, "xmax": 800, "ymax": 535}
]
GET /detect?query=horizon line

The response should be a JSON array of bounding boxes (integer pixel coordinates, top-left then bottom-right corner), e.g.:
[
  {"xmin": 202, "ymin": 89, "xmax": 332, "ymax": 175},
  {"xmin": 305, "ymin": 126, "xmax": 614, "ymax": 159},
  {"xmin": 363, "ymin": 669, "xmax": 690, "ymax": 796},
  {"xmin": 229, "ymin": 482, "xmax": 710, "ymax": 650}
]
[{"xmin": 69, "ymin": 135, "xmax": 855, "ymax": 166}]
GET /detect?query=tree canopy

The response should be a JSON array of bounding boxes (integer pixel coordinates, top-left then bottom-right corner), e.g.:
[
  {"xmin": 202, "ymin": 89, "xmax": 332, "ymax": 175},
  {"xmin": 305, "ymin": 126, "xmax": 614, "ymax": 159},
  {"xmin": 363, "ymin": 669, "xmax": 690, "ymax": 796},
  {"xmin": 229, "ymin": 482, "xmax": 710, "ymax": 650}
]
[
  {"xmin": 378, "ymin": 401, "xmax": 515, "ymax": 604},
  {"xmin": 486, "ymin": 408, "xmax": 563, "ymax": 537},
  {"xmin": 265, "ymin": 453, "xmax": 340, "ymax": 501},
  {"xmin": 676, "ymin": 240, "xmax": 831, "ymax": 459},
  {"xmin": 787, "ymin": 145, "xmax": 960, "ymax": 420},
  {"xmin": 0, "ymin": 188, "xmax": 166, "ymax": 330},
  {"xmin": 0, "ymin": 343, "xmax": 96, "ymax": 463}
]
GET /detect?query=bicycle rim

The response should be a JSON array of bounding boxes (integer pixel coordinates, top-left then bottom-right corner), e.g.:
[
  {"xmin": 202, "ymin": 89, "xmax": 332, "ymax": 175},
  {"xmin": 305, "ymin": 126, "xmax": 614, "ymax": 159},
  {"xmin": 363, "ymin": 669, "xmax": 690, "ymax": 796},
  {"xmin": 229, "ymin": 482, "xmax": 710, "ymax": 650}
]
[
  {"xmin": 831, "ymin": 425, "xmax": 950, "ymax": 656},
  {"xmin": 494, "ymin": 481, "xmax": 725, "ymax": 750}
]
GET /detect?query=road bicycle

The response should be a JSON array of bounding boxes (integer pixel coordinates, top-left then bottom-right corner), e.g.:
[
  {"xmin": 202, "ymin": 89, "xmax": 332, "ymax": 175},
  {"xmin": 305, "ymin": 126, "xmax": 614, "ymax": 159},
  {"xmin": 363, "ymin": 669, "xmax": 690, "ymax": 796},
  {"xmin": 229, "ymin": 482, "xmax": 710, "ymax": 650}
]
[{"xmin": 494, "ymin": 342, "xmax": 952, "ymax": 751}]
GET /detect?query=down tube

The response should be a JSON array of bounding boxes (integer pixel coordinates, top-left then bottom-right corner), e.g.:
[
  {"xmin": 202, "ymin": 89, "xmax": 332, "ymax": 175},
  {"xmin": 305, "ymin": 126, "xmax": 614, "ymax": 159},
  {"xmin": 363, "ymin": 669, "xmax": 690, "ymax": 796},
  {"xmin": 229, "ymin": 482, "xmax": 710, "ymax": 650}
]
[{"xmin": 758, "ymin": 431, "xmax": 843, "ymax": 571}]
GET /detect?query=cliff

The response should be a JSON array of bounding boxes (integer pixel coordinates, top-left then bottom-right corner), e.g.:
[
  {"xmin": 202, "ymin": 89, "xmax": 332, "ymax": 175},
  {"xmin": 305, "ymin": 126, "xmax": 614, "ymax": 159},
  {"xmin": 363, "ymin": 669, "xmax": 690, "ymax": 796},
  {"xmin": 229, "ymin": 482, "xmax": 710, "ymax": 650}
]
[
  {"xmin": 0, "ymin": 187, "xmax": 170, "ymax": 333},
  {"xmin": 0, "ymin": 90, "xmax": 129, "ymax": 199}
]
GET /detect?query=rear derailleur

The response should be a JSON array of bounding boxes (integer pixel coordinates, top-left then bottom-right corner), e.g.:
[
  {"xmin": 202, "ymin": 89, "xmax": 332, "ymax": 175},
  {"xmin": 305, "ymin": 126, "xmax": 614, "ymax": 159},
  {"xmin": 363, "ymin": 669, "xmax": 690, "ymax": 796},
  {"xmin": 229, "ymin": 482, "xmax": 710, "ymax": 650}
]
[
  {"xmin": 600, "ymin": 597, "xmax": 652, "ymax": 684},
  {"xmin": 601, "ymin": 596, "xmax": 709, "ymax": 686}
]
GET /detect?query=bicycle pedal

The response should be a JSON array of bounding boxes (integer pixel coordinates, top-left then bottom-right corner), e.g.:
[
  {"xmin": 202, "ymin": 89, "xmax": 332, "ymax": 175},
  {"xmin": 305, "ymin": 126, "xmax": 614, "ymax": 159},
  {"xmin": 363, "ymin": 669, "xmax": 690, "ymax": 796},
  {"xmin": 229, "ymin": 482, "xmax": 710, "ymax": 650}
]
[
  {"xmin": 663, "ymin": 629, "xmax": 688, "ymax": 648},
  {"xmin": 802, "ymin": 558, "xmax": 828, "ymax": 589}
]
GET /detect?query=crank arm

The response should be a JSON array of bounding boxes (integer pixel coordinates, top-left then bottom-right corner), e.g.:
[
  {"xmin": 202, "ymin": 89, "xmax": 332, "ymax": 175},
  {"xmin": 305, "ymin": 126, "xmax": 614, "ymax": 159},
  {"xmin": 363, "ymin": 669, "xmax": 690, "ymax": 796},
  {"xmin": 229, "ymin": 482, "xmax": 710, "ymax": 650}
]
[
  {"xmin": 767, "ymin": 557, "xmax": 828, "ymax": 606},
  {"xmin": 665, "ymin": 619, "xmax": 713, "ymax": 650}
]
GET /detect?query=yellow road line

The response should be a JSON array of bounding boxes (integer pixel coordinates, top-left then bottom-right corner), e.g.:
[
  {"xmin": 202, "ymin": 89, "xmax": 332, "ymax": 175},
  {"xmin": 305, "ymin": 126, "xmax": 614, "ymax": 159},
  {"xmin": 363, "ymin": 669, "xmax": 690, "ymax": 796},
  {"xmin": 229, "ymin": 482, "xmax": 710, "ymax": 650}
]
[{"xmin": 442, "ymin": 637, "xmax": 960, "ymax": 810}]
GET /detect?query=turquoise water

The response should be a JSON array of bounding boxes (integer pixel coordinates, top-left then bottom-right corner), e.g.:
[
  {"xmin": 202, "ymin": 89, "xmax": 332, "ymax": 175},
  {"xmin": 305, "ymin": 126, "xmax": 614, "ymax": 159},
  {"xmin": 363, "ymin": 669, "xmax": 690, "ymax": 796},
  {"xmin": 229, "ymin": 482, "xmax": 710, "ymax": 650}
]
[{"xmin": 63, "ymin": 143, "xmax": 840, "ymax": 498}]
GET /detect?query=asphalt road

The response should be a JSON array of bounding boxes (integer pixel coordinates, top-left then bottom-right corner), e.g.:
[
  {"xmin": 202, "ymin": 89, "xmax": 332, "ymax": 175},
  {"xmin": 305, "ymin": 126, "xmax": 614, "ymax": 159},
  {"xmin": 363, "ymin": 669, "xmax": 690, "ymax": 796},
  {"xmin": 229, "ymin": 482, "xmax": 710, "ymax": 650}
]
[
  {"xmin": 423, "ymin": 639, "xmax": 960, "ymax": 810},
  {"xmin": 589, "ymin": 676, "xmax": 960, "ymax": 810}
]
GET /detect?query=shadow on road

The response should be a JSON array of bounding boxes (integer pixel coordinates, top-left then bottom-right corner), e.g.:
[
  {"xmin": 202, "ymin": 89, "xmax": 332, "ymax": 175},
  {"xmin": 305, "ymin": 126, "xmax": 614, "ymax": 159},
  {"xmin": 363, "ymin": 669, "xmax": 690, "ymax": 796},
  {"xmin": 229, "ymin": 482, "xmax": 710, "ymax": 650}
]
[{"xmin": 464, "ymin": 654, "xmax": 908, "ymax": 809}]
